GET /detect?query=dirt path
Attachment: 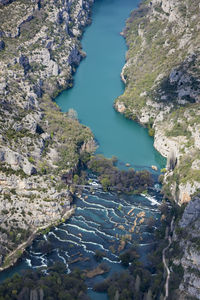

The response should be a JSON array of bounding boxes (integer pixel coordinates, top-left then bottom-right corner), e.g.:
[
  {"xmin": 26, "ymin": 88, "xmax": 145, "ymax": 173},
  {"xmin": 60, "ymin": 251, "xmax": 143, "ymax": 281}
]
[{"xmin": 163, "ymin": 216, "xmax": 175, "ymax": 300}]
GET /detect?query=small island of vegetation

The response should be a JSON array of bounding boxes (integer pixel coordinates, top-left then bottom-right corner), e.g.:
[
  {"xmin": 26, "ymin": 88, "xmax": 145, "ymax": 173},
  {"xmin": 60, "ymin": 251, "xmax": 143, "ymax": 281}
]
[{"xmin": 77, "ymin": 154, "xmax": 154, "ymax": 194}]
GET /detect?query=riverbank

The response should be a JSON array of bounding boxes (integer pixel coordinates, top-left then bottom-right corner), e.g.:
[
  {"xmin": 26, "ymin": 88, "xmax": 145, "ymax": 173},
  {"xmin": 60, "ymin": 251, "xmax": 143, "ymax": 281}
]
[
  {"xmin": 114, "ymin": 0, "xmax": 200, "ymax": 205},
  {"xmin": 0, "ymin": 0, "xmax": 95, "ymax": 267}
]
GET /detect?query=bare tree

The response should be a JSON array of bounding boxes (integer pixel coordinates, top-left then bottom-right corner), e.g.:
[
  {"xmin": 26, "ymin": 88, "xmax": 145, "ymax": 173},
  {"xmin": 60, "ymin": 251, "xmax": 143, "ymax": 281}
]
[
  {"xmin": 167, "ymin": 149, "xmax": 177, "ymax": 170},
  {"xmin": 67, "ymin": 108, "xmax": 78, "ymax": 120}
]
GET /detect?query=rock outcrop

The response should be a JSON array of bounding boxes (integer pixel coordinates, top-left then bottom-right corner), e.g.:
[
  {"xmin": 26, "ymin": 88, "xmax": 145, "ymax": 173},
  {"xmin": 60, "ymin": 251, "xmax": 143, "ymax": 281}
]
[
  {"xmin": 169, "ymin": 196, "xmax": 200, "ymax": 299},
  {"xmin": 179, "ymin": 197, "xmax": 200, "ymax": 228},
  {"xmin": 0, "ymin": 147, "xmax": 37, "ymax": 175}
]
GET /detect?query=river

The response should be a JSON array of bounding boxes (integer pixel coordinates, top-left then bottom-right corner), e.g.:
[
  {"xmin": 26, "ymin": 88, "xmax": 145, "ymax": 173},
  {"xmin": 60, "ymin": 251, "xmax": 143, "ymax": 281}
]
[
  {"xmin": 0, "ymin": 0, "xmax": 166, "ymax": 299},
  {"xmin": 56, "ymin": 0, "xmax": 165, "ymax": 170}
]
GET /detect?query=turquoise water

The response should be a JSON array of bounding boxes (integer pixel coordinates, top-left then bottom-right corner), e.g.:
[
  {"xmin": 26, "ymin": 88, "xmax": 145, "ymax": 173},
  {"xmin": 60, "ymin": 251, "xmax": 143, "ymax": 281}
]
[{"xmin": 56, "ymin": 0, "xmax": 165, "ymax": 170}]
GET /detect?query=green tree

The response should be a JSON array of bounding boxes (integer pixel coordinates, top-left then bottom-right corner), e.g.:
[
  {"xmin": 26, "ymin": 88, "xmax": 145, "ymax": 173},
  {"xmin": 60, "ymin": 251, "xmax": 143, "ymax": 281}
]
[
  {"xmin": 101, "ymin": 176, "xmax": 111, "ymax": 191},
  {"xmin": 73, "ymin": 174, "xmax": 79, "ymax": 184}
]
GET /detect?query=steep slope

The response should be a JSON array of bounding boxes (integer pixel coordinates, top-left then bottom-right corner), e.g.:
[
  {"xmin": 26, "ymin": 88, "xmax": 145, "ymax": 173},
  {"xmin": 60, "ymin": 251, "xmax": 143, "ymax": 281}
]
[
  {"xmin": 168, "ymin": 196, "xmax": 200, "ymax": 299},
  {"xmin": 0, "ymin": 0, "xmax": 95, "ymax": 268},
  {"xmin": 115, "ymin": 0, "xmax": 200, "ymax": 298},
  {"xmin": 115, "ymin": 0, "xmax": 200, "ymax": 204}
]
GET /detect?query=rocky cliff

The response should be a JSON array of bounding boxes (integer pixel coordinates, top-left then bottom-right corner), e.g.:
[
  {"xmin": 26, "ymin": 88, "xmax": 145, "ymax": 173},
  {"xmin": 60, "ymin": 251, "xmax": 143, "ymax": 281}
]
[
  {"xmin": 115, "ymin": 0, "xmax": 200, "ymax": 205},
  {"xmin": 168, "ymin": 196, "xmax": 200, "ymax": 299},
  {"xmin": 0, "ymin": 0, "xmax": 95, "ymax": 268},
  {"xmin": 115, "ymin": 0, "xmax": 200, "ymax": 298}
]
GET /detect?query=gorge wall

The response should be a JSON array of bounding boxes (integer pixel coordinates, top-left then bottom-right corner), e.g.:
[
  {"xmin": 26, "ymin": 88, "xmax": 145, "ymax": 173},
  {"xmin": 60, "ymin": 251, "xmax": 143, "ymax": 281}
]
[
  {"xmin": 115, "ymin": 0, "xmax": 200, "ymax": 205},
  {"xmin": 115, "ymin": 0, "xmax": 200, "ymax": 298},
  {"xmin": 0, "ymin": 0, "xmax": 95, "ymax": 268}
]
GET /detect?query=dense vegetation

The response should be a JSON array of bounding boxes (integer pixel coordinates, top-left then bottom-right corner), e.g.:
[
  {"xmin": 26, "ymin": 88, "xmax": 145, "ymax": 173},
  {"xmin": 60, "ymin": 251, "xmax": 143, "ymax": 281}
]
[
  {"xmin": 85, "ymin": 155, "xmax": 153, "ymax": 193},
  {"xmin": 0, "ymin": 263, "xmax": 90, "ymax": 300},
  {"xmin": 40, "ymin": 97, "xmax": 94, "ymax": 172}
]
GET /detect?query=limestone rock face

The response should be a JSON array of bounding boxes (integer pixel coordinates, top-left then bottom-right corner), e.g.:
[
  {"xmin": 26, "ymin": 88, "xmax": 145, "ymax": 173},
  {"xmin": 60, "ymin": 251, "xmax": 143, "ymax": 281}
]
[
  {"xmin": 22, "ymin": 112, "xmax": 43, "ymax": 134},
  {"xmin": 180, "ymin": 197, "xmax": 200, "ymax": 228},
  {"xmin": 0, "ymin": 147, "xmax": 37, "ymax": 175},
  {"xmin": 171, "ymin": 196, "xmax": 200, "ymax": 299},
  {"xmin": 30, "ymin": 289, "xmax": 38, "ymax": 300}
]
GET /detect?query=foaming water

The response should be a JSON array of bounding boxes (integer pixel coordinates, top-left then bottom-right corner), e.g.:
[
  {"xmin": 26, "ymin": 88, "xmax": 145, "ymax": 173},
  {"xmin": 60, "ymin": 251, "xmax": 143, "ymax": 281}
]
[
  {"xmin": 0, "ymin": 187, "xmax": 162, "ymax": 291},
  {"xmin": 28, "ymin": 189, "xmax": 161, "ymax": 271}
]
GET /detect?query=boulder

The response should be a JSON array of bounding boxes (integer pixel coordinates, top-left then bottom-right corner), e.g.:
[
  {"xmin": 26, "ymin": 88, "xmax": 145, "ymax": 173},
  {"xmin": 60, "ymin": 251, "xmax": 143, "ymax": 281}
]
[
  {"xmin": 151, "ymin": 165, "xmax": 158, "ymax": 171},
  {"xmin": 0, "ymin": 81, "xmax": 7, "ymax": 95},
  {"xmin": 169, "ymin": 69, "xmax": 182, "ymax": 84},
  {"xmin": 22, "ymin": 161, "xmax": 37, "ymax": 176},
  {"xmin": 12, "ymin": 122, "xmax": 23, "ymax": 132},
  {"xmin": 115, "ymin": 101, "xmax": 126, "ymax": 113},
  {"xmin": 0, "ymin": 147, "xmax": 37, "ymax": 175}
]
